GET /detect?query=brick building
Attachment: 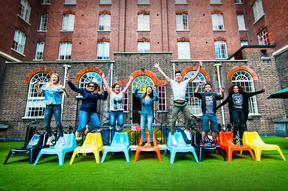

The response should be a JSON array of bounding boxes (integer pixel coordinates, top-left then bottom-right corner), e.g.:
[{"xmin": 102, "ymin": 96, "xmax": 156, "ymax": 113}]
[{"xmin": 0, "ymin": 0, "xmax": 287, "ymax": 140}]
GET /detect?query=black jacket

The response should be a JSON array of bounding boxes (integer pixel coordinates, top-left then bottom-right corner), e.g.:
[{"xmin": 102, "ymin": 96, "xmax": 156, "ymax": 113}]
[
  {"xmin": 194, "ymin": 92, "xmax": 223, "ymax": 114},
  {"xmin": 216, "ymin": 89, "xmax": 264, "ymax": 123}
]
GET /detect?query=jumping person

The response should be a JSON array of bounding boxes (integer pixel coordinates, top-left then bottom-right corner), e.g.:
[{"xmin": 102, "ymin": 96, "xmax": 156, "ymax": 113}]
[
  {"xmin": 102, "ymin": 73, "xmax": 134, "ymax": 131},
  {"xmin": 66, "ymin": 75, "xmax": 108, "ymax": 141},
  {"xmin": 34, "ymin": 73, "xmax": 69, "ymax": 145},
  {"xmin": 133, "ymin": 85, "xmax": 159, "ymax": 147},
  {"xmin": 194, "ymin": 82, "xmax": 224, "ymax": 147},
  {"xmin": 216, "ymin": 85, "xmax": 265, "ymax": 145},
  {"xmin": 154, "ymin": 61, "xmax": 202, "ymax": 145}
]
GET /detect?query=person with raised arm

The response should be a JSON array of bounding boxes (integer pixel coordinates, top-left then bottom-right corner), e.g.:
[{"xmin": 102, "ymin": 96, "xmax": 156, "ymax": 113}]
[
  {"xmin": 66, "ymin": 75, "xmax": 108, "ymax": 141},
  {"xmin": 154, "ymin": 61, "xmax": 202, "ymax": 145},
  {"xmin": 102, "ymin": 73, "xmax": 134, "ymax": 131},
  {"xmin": 34, "ymin": 73, "xmax": 69, "ymax": 145},
  {"xmin": 133, "ymin": 85, "xmax": 159, "ymax": 147}
]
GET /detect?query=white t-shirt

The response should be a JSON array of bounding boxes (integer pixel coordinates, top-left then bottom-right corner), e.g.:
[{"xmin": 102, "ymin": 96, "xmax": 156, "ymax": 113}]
[
  {"xmin": 170, "ymin": 79, "xmax": 189, "ymax": 101},
  {"xmin": 109, "ymin": 92, "xmax": 124, "ymax": 111}
]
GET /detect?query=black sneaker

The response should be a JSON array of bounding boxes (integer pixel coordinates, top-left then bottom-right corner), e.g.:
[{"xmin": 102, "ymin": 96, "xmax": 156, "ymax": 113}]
[
  {"xmin": 150, "ymin": 142, "xmax": 154, "ymax": 147},
  {"xmin": 141, "ymin": 141, "xmax": 147, "ymax": 147}
]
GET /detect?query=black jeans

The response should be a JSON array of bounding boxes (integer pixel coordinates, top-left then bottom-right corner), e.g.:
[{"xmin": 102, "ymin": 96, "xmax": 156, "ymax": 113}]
[{"xmin": 232, "ymin": 108, "xmax": 246, "ymax": 142}]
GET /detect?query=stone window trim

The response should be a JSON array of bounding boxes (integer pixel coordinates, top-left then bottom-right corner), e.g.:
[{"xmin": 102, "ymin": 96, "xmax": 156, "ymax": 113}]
[
  {"xmin": 97, "ymin": 37, "xmax": 110, "ymax": 42},
  {"xmin": 74, "ymin": 67, "xmax": 104, "ymax": 83},
  {"xmin": 137, "ymin": 10, "xmax": 150, "ymax": 15},
  {"xmin": 137, "ymin": 37, "xmax": 150, "ymax": 42},
  {"xmin": 99, "ymin": 10, "xmax": 111, "ymax": 15},
  {"xmin": 177, "ymin": 37, "xmax": 190, "ymax": 42},
  {"xmin": 226, "ymin": 66, "xmax": 258, "ymax": 81},
  {"xmin": 176, "ymin": 10, "xmax": 188, "ymax": 15}
]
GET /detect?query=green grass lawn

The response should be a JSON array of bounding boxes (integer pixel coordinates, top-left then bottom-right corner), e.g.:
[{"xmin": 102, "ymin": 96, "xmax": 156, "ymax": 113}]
[{"xmin": 0, "ymin": 136, "xmax": 288, "ymax": 191}]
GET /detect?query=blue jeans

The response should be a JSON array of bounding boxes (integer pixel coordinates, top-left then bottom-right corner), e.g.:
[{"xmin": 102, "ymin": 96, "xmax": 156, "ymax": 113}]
[
  {"xmin": 44, "ymin": 104, "xmax": 63, "ymax": 137},
  {"xmin": 202, "ymin": 113, "xmax": 218, "ymax": 133},
  {"xmin": 77, "ymin": 110, "xmax": 100, "ymax": 133},
  {"xmin": 140, "ymin": 114, "xmax": 153, "ymax": 143},
  {"xmin": 109, "ymin": 111, "xmax": 124, "ymax": 128}
]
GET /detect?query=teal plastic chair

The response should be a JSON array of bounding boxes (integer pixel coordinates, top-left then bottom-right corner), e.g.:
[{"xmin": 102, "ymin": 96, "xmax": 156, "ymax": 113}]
[
  {"xmin": 34, "ymin": 134, "xmax": 77, "ymax": 166},
  {"xmin": 164, "ymin": 132, "xmax": 199, "ymax": 164},
  {"xmin": 101, "ymin": 132, "xmax": 130, "ymax": 163}
]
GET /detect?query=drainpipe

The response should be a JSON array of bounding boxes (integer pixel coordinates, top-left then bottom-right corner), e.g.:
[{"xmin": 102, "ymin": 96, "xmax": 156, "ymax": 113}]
[
  {"xmin": 62, "ymin": 64, "xmax": 71, "ymax": 121},
  {"xmin": 214, "ymin": 63, "xmax": 226, "ymax": 128},
  {"xmin": 172, "ymin": 62, "xmax": 176, "ymax": 79}
]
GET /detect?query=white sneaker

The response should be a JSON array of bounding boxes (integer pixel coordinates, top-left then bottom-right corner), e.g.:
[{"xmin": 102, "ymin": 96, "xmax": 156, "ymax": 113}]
[
  {"xmin": 184, "ymin": 130, "xmax": 192, "ymax": 141},
  {"xmin": 46, "ymin": 135, "xmax": 55, "ymax": 146}
]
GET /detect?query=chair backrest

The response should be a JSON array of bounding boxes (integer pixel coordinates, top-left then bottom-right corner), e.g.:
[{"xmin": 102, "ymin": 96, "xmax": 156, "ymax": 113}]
[
  {"xmin": 111, "ymin": 132, "xmax": 130, "ymax": 147},
  {"xmin": 217, "ymin": 131, "xmax": 233, "ymax": 146},
  {"xmin": 166, "ymin": 132, "xmax": 187, "ymax": 147},
  {"xmin": 138, "ymin": 132, "xmax": 158, "ymax": 146},
  {"xmin": 243, "ymin": 131, "xmax": 264, "ymax": 145},
  {"xmin": 83, "ymin": 133, "xmax": 103, "ymax": 148},
  {"xmin": 55, "ymin": 134, "xmax": 77, "ymax": 148},
  {"xmin": 26, "ymin": 134, "xmax": 43, "ymax": 149}
]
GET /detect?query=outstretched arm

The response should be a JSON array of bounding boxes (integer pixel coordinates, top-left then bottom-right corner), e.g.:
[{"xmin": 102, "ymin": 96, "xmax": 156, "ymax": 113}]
[
  {"xmin": 121, "ymin": 76, "xmax": 134, "ymax": 94},
  {"xmin": 101, "ymin": 73, "xmax": 112, "ymax": 95},
  {"xmin": 154, "ymin": 63, "xmax": 172, "ymax": 82},
  {"xmin": 246, "ymin": 89, "xmax": 265, "ymax": 98},
  {"xmin": 188, "ymin": 61, "xmax": 202, "ymax": 82},
  {"xmin": 34, "ymin": 81, "xmax": 43, "ymax": 96},
  {"xmin": 216, "ymin": 95, "xmax": 230, "ymax": 109}
]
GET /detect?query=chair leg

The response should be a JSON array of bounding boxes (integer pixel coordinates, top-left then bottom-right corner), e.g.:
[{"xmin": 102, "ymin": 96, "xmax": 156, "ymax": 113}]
[
  {"xmin": 134, "ymin": 148, "xmax": 141, "ymax": 161},
  {"xmin": 94, "ymin": 151, "xmax": 100, "ymax": 163},
  {"xmin": 228, "ymin": 148, "xmax": 233, "ymax": 161},
  {"xmin": 101, "ymin": 150, "xmax": 108, "ymax": 163},
  {"xmin": 191, "ymin": 149, "xmax": 199, "ymax": 163},
  {"xmin": 170, "ymin": 150, "xmax": 176, "ymax": 164},
  {"xmin": 155, "ymin": 149, "xmax": 162, "ymax": 161},
  {"xmin": 123, "ymin": 149, "xmax": 130, "ymax": 162},
  {"xmin": 3, "ymin": 150, "xmax": 12, "ymax": 164},
  {"xmin": 255, "ymin": 148, "xmax": 262, "ymax": 161},
  {"xmin": 218, "ymin": 148, "xmax": 227, "ymax": 161},
  {"xmin": 164, "ymin": 149, "xmax": 167, "ymax": 156},
  {"xmin": 276, "ymin": 147, "xmax": 286, "ymax": 161},
  {"xmin": 247, "ymin": 148, "xmax": 256, "ymax": 161},
  {"xmin": 58, "ymin": 152, "xmax": 65, "ymax": 166},
  {"xmin": 70, "ymin": 151, "xmax": 78, "ymax": 165},
  {"xmin": 34, "ymin": 151, "xmax": 43, "ymax": 165},
  {"xmin": 199, "ymin": 147, "xmax": 203, "ymax": 162}
]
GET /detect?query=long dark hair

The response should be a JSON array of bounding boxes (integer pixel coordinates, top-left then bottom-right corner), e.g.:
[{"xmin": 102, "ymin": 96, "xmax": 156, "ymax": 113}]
[
  {"xmin": 142, "ymin": 86, "xmax": 154, "ymax": 103},
  {"xmin": 228, "ymin": 84, "xmax": 244, "ymax": 95}
]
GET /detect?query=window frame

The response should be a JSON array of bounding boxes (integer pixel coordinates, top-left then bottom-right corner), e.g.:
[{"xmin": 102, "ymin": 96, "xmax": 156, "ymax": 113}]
[
  {"xmin": 137, "ymin": 14, "xmax": 150, "ymax": 31},
  {"xmin": 97, "ymin": 42, "xmax": 110, "ymax": 60},
  {"xmin": 34, "ymin": 42, "xmax": 45, "ymax": 60},
  {"xmin": 237, "ymin": 14, "xmax": 247, "ymax": 31},
  {"xmin": 137, "ymin": 42, "xmax": 150, "ymax": 53},
  {"xmin": 39, "ymin": 14, "xmax": 48, "ymax": 32},
  {"xmin": 214, "ymin": 41, "xmax": 228, "ymax": 59},
  {"xmin": 176, "ymin": 14, "xmax": 189, "ymax": 31},
  {"xmin": 64, "ymin": 0, "xmax": 77, "ymax": 5},
  {"xmin": 211, "ymin": 14, "xmax": 225, "ymax": 31},
  {"xmin": 58, "ymin": 42, "xmax": 72, "ymax": 60},
  {"xmin": 12, "ymin": 30, "xmax": 26, "ymax": 54},
  {"xmin": 252, "ymin": 0, "xmax": 265, "ymax": 22},
  {"xmin": 257, "ymin": 28, "xmax": 270, "ymax": 45},
  {"xmin": 210, "ymin": 0, "xmax": 222, "ymax": 4},
  {"xmin": 19, "ymin": 0, "xmax": 31, "ymax": 23},
  {"xmin": 98, "ymin": 14, "xmax": 111, "ymax": 31},
  {"xmin": 177, "ymin": 42, "xmax": 191, "ymax": 59},
  {"xmin": 61, "ymin": 14, "xmax": 75, "ymax": 32}
]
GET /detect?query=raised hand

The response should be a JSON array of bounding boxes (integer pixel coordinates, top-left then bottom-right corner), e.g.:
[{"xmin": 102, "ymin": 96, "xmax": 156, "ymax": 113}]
[
  {"xmin": 199, "ymin": 60, "xmax": 203, "ymax": 67},
  {"xmin": 101, "ymin": 73, "xmax": 106, "ymax": 78},
  {"xmin": 129, "ymin": 75, "xmax": 134, "ymax": 81},
  {"xmin": 219, "ymin": 86, "xmax": 225, "ymax": 92},
  {"xmin": 154, "ymin": 63, "xmax": 159, "ymax": 68},
  {"xmin": 65, "ymin": 74, "xmax": 71, "ymax": 82}
]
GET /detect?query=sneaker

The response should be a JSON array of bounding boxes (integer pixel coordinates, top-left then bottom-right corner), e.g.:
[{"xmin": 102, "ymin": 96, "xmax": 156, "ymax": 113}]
[
  {"xmin": 141, "ymin": 141, "xmax": 147, "ymax": 147},
  {"xmin": 184, "ymin": 130, "xmax": 192, "ymax": 141},
  {"xmin": 75, "ymin": 132, "xmax": 82, "ymax": 141},
  {"xmin": 46, "ymin": 135, "xmax": 55, "ymax": 146},
  {"xmin": 150, "ymin": 142, "xmax": 154, "ymax": 147}
]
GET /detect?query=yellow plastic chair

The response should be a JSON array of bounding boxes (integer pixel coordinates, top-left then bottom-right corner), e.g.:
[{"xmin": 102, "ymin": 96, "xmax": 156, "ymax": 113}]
[
  {"xmin": 243, "ymin": 131, "xmax": 286, "ymax": 161},
  {"xmin": 70, "ymin": 133, "xmax": 104, "ymax": 164}
]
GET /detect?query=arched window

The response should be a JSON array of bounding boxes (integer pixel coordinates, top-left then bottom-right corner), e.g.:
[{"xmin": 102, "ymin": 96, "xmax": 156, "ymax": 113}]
[
  {"xmin": 232, "ymin": 70, "xmax": 258, "ymax": 114},
  {"xmin": 79, "ymin": 72, "xmax": 102, "ymax": 88},
  {"xmin": 132, "ymin": 75, "xmax": 154, "ymax": 93},
  {"xmin": 24, "ymin": 73, "xmax": 50, "ymax": 118},
  {"xmin": 184, "ymin": 71, "xmax": 206, "ymax": 115}
]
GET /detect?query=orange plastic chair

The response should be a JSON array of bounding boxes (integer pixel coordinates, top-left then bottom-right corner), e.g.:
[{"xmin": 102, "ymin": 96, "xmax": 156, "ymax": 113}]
[
  {"xmin": 134, "ymin": 132, "xmax": 162, "ymax": 161},
  {"xmin": 217, "ymin": 131, "xmax": 255, "ymax": 161},
  {"xmin": 243, "ymin": 131, "xmax": 286, "ymax": 161}
]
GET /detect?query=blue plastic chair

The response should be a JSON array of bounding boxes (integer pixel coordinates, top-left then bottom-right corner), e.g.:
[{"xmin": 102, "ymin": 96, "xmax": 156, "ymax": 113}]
[
  {"xmin": 101, "ymin": 132, "xmax": 130, "ymax": 163},
  {"xmin": 34, "ymin": 134, "xmax": 77, "ymax": 166},
  {"xmin": 164, "ymin": 132, "xmax": 199, "ymax": 164}
]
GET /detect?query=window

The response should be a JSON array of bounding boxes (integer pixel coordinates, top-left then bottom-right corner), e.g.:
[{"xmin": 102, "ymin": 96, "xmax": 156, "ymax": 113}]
[
  {"xmin": 211, "ymin": 14, "xmax": 225, "ymax": 30},
  {"xmin": 253, "ymin": 0, "xmax": 264, "ymax": 22},
  {"xmin": 184, "ymin": 72, "xmax": 206, "ymax": 115},
  {"xmin": 138, "ymin": 42, "xmax": 150, "ymax": 53},
  {"xmin": 175, "ymin": 0, "xmax": 187, "ymax": 4},
  {"xmin": 138, "ymin": 0, "xmax": 150, "ymax": 5},
  {"xmin": 232, "ymin": 71, "xmax": 259, "ymax": 114},
  {"xmin": 39, "ymin": 14, "xmax": 48, "ymax": 31},
  {"xmin": 59, "ymin": 42, "xmax": 72, "ymax": 60},
  {"xmin": 210, "ymin": 0, "xmax": 222, "ymax": 4},
  {"xmin": 12, "ymin": 30, "xmax": 26, "ymax": 54},
  {"xmin": 35, "ymin": 42, "xmax": 45, "ymax": 60},
  {"xmin": 235, "ymin": 0, "xmax": 243, "ymax": 4},
  {"xmin": 24, "ymin": 73, "xmax": 50, "ymax": 119},
  {"xmin": 214, "ymin": 41, "xmax": 228, "ymax": 59},
  {"xmin": 42, "ymin": 0, "xmax": 51, "ymax": 4},
  {"xmin": 79, "ymin": 72, "xmax": 102, "ymax": 89},
  {"xmin": 97, "ymin": 42, "xmax": 110, "ymax": 60},
  {"xmin": 240, "ymin": 41, "xmax": 249, "ymax": 47},
  {"xmin": 64, "ymin": 0, "xmax": 76, "ymax": 5},
  {"xmin": 158, "ymin": 86, "xmax": 167, "ymax": 111},
  {"xmin": 138, "ymin": 14, "xmax": 150, "ymax": 31},
  {"xmin": 62, "ymin": 14, "xmax": 75, "ymax": 31},
  {"xmin": 257, "ymin": 28, "xmax": 270, "ymax": 45},
  {"xmin": 98, "ymin": 14, "xmax": 111, "ymax": 31},
  {"xmin": 177, "ymin": 42, "xmax": 191, "ymax": 59},
  {"xmin": 237, "ymin": 14, "xmax": 246, "ymax": 30},
  {"xmin": 100, "ymin": 0, "xmax": 112, "ymax": 4},
  {"xmin": 176, "ymin": 14, "xmax": 188, "ymax": 31},
  {"xmin": 19, "ymin": 0, "xmax": 31, "ymax": 23}
]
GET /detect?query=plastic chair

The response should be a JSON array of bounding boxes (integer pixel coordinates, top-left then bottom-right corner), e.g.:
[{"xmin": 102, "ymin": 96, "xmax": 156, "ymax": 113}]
[
  {"xmin": 217, "ymin": 131, "xmax": 255, "ymax": 161},
  {"xmin": 243, "ymin": 131, "xmax": 286, "ymax": 161},
  {"xmin": 4, "ymin": 133, "xmax": 48, "ymax": 164},
  {"xmin": 34, "ymin": 134, "xmax": 77, "ymax": 166},
  {"xmin": 164, "ymin": 132, "xmax": 199, "ymax": 164},
  {"xmin": 70, "ymin": 133, "xmax": 104, "ymax": 164},
  {"xmin": 101, "ymin": 132, "xmax": 130, "ymax": 163},
  {"xmin": 134, "ymin": 132, "xmax": 162, "ymax": 161}
]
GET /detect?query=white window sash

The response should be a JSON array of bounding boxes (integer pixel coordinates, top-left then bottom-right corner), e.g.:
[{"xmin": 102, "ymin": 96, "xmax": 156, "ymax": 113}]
[
  {"xmin": 35, "ymin": 42, "xmax": 45, "ymax": 60},
  {"xmin": 214, "ymin": 41, "xmax": 228, "ymax": 59},
  {"xmin": 97, "ymin": 42, "xmax": 110, "ymax": 60},
  {"xmin": 212, "ymin": 14, "xmax": 224, "ymax": 30},
  {"xmin": 237, "ymin": 14, "xmax": 246, "ymax": 30},
  {"xmin": 138, "ymin": 15, "xmax": 150, "ymax": 31},
  {"xmin": 178, "ymin": 42, "xmax": 191, "ymax": 59}
]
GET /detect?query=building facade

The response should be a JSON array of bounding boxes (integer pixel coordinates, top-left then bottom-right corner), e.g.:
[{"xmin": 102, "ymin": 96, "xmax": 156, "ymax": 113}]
[{"xmin": 0, "ymin": 0, "xmax": 287, "ymax": 140}]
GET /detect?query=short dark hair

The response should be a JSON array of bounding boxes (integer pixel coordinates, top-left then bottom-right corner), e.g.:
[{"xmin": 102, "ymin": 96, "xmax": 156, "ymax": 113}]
[
  {"xmin": 175, "ymin": 71, "xmax": 182, "ymax": 75},
  {"xmin": 86, "ymin": 81, "xmax": 99, "ymax": 89},
  {"xmin": 204, "ymin": 82, "xmax": 212, "ymax": 88}
]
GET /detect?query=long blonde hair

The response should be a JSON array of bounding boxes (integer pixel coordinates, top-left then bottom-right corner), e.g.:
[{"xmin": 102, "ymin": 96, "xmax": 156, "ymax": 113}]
[{"xmin": 47, "ymin": 73, "xmax": 61, "ymax": 86}]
